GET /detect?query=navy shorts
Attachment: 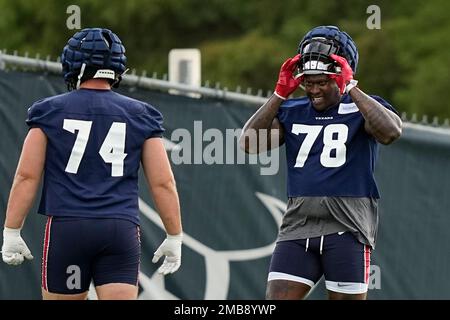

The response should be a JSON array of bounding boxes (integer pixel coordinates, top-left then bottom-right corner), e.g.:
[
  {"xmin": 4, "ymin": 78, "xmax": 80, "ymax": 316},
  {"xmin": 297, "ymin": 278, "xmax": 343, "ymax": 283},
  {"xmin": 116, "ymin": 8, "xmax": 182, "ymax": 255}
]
[
  {"xmin": 41, "ymin": 216, "xmax": 141, "ymax": 294},
  {"xmin": 268, "ymin": 232, "xmax": 371, "ymax": 294}
]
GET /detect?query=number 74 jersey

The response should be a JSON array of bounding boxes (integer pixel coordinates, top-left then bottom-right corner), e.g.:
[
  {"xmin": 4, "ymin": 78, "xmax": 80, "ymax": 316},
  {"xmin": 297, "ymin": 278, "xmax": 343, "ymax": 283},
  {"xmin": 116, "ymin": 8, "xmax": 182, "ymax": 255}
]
[
  {"xmin": 26, "ymin": 89, "xmax": 164, "ymax": 225},
  {"xmin": 277, "ymin": 94, "xmax": 398, "ymax": 198}
]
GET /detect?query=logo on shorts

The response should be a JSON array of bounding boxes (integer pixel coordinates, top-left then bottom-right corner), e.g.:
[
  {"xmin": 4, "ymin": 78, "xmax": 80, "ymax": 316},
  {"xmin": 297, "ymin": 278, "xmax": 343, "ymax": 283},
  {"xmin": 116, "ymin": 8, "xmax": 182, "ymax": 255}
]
[{"xmin": 337, "ymin": 282, "xmax": 351, "ymax": 287}]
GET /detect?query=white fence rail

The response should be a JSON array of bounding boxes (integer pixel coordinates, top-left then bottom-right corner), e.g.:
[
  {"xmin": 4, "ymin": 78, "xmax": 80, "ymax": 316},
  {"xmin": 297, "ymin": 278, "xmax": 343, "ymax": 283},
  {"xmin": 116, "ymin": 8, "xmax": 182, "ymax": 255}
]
[
  {"xmin": 1, "ymin": 51, "xmax": 449, "ymax": 127},
  {"xmin": 0, "ymin": 51, "xmax": 267, "ymax": 106}
]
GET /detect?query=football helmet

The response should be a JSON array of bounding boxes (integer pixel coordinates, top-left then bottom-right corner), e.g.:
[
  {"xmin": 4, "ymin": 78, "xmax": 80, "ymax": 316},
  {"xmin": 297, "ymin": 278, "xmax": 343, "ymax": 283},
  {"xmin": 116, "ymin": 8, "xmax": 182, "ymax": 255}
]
[
  {"xmin": 61, "ymin": 28, "xmax": 127, "ymax": 90},
  {"xmin": 297, "ymin": 25, "xmax": 358, "ymax": 75}
]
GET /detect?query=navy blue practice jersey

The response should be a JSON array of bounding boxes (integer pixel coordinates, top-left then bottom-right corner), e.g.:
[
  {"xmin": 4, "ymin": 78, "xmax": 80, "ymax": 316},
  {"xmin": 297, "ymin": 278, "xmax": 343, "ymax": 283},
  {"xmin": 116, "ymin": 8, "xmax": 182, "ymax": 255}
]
[
  {"xmin": 277, "ymin": 94, "xmax": 397, "ymax": 198},
  {"xmin": 26, "ymin": 88, "xmax": 164, "ymax": 225}
]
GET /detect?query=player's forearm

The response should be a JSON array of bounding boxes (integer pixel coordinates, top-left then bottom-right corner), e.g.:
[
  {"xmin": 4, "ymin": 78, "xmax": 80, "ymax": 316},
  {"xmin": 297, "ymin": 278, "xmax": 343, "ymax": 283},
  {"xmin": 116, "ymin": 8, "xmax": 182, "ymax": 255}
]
[
  {"xmin": 242, "ymin": 95, "xmax": 283, "ymax": 132},
  {"xmin": 239, "ymin": 94, "xmax": 283, "ymax": 153},
  {"xmin": 151, "ymin": 180, "xmax": 182, "ymax": 235},
  {"xmin": 350, "ymin": 87, "xmax": 402, "ymax": 144},
  {"xmin": 4, "ymin": 174, "xmax": 40, "ymax": 229}
]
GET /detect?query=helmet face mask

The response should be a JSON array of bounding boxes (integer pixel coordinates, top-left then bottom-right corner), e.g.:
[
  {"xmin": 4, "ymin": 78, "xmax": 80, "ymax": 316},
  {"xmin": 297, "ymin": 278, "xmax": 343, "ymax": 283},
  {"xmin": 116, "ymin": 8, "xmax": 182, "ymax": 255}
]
[
  {"xmin": 298, "ymin": 37, "xmax": 341, "ymax": 75},
  {"xmin": 61, "ymin": 28, "xmax": 127, "ymax": 90},
  {"xmin": 297, "ymin": 26, "xmax": 358, "ymax": 77}
]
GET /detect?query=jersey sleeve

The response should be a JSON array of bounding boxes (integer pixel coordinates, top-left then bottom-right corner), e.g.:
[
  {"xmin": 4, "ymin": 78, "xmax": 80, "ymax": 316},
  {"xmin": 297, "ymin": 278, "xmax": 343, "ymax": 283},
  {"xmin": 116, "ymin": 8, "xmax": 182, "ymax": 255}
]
[
  {"xmin": 276, "ymin": 102, "xmax": 289, "ymax": 124},
  {"xmin": 25, "ymin": 99, "xmax": 54, "ymax": 134},
  {"xmin": 370, "ymin": 95, "xmax": 399, "ymax": 115},
  {"xmin": 141, "ymin": 103, "xmax": 165, "ymax": 139}
]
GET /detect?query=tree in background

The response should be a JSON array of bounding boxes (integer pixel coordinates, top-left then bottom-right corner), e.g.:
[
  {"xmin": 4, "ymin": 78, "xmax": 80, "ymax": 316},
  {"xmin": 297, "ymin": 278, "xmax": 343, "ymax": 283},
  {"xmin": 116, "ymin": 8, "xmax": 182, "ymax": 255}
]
[{"xmin": 0, "ymin": 0, "xmax": 448, "ymax": 120}]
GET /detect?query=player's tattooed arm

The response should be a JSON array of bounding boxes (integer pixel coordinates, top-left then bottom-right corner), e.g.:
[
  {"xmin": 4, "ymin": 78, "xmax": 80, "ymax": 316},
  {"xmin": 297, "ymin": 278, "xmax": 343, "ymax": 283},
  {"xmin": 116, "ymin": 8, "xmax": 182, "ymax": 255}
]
[
  {"xmin": 239, "ymin": 95, "xmax": 285, "ymax": 154},
  {"xmin": 350, "ymin": 88, "xmax": 402, "ymax": 145}
]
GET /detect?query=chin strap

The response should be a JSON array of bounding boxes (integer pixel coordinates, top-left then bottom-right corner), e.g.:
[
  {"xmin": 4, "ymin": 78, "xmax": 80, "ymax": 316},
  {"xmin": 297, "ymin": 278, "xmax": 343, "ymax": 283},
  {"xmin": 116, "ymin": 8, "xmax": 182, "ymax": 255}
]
[
  {"xmin": 112, "ymin": 68, "xmax": 130, "ymax": 88},
  {"xmin": 76, "ymin": 63, "xmax": 87, "ymax": 90}
]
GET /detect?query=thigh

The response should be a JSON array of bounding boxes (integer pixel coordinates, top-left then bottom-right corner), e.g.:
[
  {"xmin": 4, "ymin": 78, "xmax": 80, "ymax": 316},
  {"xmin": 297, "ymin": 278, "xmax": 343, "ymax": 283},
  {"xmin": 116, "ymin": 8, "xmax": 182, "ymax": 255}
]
[
  {"xmin": 266, "ymin": 280, "xmax": 311, "ymax": 300},
  {"xmin": 92, "ymin": 220, "xmax": 141, "ymax": 289},
  {"xmin": 266, "ymin": 239, "xmax": 323, "ymax": 299},
  {"xmin": 95, "ymin": 283, "xmax": 138, "ymax": 300},
  {"xmin": 42, "ymin": 288, "xmax": 88, "ymax": 300},
  {"xmin": 42, "ymin": 216, "xmax": 93, "ymax": 295},
  {"xmin": 322, "ymin": 232, "xmax": 371, "ymax": 295},
  {"xmin": 327, "ymin": 290, "xmax": 367, "ymax": 300}
]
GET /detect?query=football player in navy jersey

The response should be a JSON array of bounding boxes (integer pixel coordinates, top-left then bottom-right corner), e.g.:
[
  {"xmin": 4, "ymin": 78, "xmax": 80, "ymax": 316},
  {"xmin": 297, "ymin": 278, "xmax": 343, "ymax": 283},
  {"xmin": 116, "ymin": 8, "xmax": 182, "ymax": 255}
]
[
  {"xmin": 240, "ymin": 26, "xmax": 402, "ymax": 300},
  {"xmin": 1, "ymin": 28, "xmax": 183, "ymax": 300}
]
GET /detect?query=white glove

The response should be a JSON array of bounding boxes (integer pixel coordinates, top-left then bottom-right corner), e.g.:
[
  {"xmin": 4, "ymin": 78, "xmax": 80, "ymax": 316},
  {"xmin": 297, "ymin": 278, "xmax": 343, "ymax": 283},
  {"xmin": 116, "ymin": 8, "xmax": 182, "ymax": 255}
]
[
  {"xmin": 2, "ymin": 227, "xmax": 33, "ymax": 266},
  {"xmin": 152, "ymin": 233, "xmax": 182, "ymax": 275}
]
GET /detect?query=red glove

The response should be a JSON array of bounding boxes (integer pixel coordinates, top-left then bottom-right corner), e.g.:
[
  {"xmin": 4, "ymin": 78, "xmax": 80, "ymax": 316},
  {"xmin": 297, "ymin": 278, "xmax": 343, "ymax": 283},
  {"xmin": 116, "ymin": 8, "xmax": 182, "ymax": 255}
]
[
  {"xmin": 274, "ymin": 54, "xmax": 302, "ymax": 100},
  {"xmin": 330, "ymin": 54, "xmax": 354, "ymax": 94}
]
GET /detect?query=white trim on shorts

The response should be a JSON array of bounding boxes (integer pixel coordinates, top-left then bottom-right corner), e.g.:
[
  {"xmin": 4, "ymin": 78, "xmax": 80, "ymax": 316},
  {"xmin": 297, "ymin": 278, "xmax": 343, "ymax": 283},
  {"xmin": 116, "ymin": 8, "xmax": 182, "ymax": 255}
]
[
  {"xmin": 325, "ymin": 280, "xmax": 368, "ymax": 294},
  {"xmin": 325, "ymin": 243, "xmax": 371, "ymax": 294},
  {"xmin": 268, "ymin": 272, "xmax": 315, "ymax": 288}
]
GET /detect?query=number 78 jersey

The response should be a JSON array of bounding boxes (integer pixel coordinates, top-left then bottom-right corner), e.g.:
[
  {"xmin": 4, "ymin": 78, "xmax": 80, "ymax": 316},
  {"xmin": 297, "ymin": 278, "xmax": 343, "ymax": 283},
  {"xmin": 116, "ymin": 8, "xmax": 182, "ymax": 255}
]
[
  {"xmin": 26, "ymin": 89, "xmax": 164, "ymax": 225},
  {"xmin": 277, "ymin": 94, "xmax": 398, "ymax": 198}
]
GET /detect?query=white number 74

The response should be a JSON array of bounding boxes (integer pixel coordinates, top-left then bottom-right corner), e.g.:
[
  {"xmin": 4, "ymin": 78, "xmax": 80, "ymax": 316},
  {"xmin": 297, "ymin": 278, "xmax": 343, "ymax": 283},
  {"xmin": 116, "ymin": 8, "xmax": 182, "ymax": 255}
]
[{"xmin": 63, "ymin": 119, "xmax": 127, "ymax": 177}]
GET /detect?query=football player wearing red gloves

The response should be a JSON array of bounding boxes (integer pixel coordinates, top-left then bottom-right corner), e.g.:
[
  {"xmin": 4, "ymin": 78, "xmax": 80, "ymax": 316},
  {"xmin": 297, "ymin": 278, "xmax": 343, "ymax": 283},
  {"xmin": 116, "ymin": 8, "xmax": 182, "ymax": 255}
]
[{"xmin": 240, "ymin": 26, "xmax": 402, "ymax": 300}]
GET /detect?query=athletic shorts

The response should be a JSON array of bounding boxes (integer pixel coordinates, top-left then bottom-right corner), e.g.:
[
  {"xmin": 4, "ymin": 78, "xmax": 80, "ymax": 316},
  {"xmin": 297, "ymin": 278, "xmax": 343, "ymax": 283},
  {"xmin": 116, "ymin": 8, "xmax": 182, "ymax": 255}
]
[
  {"xmin": 41, "ymin": 216, "xmax": 141, "ymax": 294},
  {"xmin": 268, "ymin": 232, "xmax": 371, "ymax": 294}
]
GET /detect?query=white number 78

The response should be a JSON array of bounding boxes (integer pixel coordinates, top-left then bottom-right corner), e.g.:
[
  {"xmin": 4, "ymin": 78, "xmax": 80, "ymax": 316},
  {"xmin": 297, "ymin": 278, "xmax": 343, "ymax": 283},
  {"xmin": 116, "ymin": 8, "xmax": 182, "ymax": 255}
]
[{"xmin": 291, "ymin": 123, "xmax": 348, "ymax": 168}]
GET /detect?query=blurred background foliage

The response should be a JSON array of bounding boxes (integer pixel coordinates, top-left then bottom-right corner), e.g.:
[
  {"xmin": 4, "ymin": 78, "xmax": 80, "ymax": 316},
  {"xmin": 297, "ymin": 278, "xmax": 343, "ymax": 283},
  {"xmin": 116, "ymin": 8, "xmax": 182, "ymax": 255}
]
[{"xmin": 0, "ymin": 0, "xmax": 449, "ymax": 119}]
